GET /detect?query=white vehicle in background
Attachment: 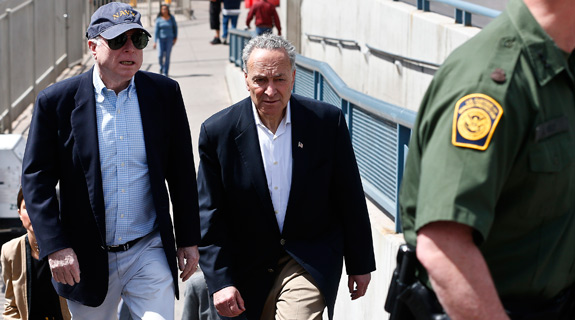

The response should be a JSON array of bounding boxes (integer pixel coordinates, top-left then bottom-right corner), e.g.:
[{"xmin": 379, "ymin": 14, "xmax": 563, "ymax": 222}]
[{"xmin": 0, "ymin": 134, "xmax": 26, "ymax": 245}]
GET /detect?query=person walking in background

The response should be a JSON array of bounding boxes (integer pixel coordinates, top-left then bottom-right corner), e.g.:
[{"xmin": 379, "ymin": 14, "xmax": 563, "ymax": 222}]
[
  {"xmin": 246, "ymin": 0, "xmax": 281, "ymax": 36},
  {"xmin": 154, "ymin": 4, "xmax": 178, "ymax": 76},
  {"xmin": 221, "ymin": 0, "xmax": 241, "ymax": 45},
  {"xmin": 21, "ymin": 2, "xmax": 201, "ymax": 319},
  {"xmin": 209, "ymin": 0, "xmax": 222, "ymax": 44},
  {"xmin": 398, "ymin": 0, "xmax": 575, "ymax": 319},
  {"xmin": 197, "ymin": 34, "xmax": 375, "ymax": 320},
  {"xmin": 1, "ymin": 187, "xmax": 71, "ymax": 320},
  {"xmin": 181, "ymin": 270, "xmax": 219, "ymax": 320}
]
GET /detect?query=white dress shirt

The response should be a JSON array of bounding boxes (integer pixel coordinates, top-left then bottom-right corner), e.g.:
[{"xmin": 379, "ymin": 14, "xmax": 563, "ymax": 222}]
[{"xmin": 252, "ymin": 102, "xmax": 293, "ymax": 233}]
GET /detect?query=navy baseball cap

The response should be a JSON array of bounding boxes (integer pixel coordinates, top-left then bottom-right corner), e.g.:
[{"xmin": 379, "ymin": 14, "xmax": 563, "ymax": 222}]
[{"xmin": 86, "ymin": 2, "xmax": 151, "ymax": 39}]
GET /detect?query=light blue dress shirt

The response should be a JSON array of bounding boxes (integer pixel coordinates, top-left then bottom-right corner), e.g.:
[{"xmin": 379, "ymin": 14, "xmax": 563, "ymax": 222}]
[{"xmin": 93, "ymin": 67, "xmax": 157, "ymax": 246}]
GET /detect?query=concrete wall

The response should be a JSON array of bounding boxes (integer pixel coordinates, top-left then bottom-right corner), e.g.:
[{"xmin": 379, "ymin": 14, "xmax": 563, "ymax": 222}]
[{"xmin": 278, "ymin": 0, "xmax": 480, "ymax": 112}]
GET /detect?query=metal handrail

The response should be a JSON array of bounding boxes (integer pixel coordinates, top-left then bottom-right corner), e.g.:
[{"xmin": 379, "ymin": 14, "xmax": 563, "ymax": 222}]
[
  {"xmin": 294, "ymin": 55, "xmax": 415, "ymax": 226},
  {"xmin": 228, "ymin": 29, "xmax": 253, "ymax": 69},
  {"xmin": 295, "ymin": 55, "xmax": 417, "ymax": 129},
  {"xmin": 414, "ymin": 0, "xmax": 501, "ymax": 26},
  {"xmin": 303, "ymin": 36, "xmax": 440, "ymax": 75},
  {"xmin": 7, "ymin": 0, "xmax": 33, "ymax": 12},
  {"xmin": 305, "ymin": 33, "xmax": 361, "ymax": 51},
  {"xmin": 365, "ymin": 44, "xmax": 440, "ymax": 76},
  {"xmin": 432, "ymin": 0, "xmax": 500, "ymax": 17}
]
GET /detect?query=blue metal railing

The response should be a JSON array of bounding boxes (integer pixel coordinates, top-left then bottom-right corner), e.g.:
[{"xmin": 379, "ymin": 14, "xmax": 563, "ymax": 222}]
[
  {"xmin": 228, "ymin": 30, "xmax": 253, "ymax": 70},
  {"xmin": 229, "ymin": 29, "xmax": 416, "ymax": 231},
  {"xmin": 410, "ymin": 0, "xmax": 501, "ymax": 26},
  {"xmin": 303, "ymin": 34, "xmax": 440, "ymax": 75}
]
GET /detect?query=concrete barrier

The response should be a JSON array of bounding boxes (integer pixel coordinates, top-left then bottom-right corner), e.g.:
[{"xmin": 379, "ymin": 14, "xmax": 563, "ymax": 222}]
[{"xmin": 279, "ymin": 0, "xmax": 480, "ymax": 112}]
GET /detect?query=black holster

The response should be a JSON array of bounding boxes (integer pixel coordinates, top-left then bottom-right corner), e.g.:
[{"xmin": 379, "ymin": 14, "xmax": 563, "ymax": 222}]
[{"xmin": 384, "ymin": 244, "xmax": 449, "ymax": 320}]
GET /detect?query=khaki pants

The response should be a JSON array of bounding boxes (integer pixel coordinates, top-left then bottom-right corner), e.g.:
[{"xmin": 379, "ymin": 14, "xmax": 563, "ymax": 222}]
[{"xmin": 260, "ymin": 255, "xmax": 326, "ymax": 320}]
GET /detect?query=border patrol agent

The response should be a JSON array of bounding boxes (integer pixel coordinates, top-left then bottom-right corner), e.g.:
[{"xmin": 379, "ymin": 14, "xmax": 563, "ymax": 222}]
[{"xmin": 399, "ymin": 0, "xmax": 575, "ymax": 318}]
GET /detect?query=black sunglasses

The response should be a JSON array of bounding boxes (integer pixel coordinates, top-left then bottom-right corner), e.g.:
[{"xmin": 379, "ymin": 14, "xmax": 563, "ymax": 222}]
[{"xmin": 106, "ymin": 31, "xmax": 149, "ymax": 50}]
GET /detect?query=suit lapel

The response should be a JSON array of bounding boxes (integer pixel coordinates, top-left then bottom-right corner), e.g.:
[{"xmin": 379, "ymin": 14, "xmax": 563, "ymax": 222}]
[
  {"xmin": 135, "ymin": 72, "xmax": 163, "ymax": 165},
  {"xmin": 70, "ymin": 68, "xmax": 106, "ymax": 242},
  {"xmin": 234, "ymin": 100, "xmax": 276, "ymax": 215},
  {"xmin": 286, "ymin": 96, "xmax": 310, "ymax": 222}
]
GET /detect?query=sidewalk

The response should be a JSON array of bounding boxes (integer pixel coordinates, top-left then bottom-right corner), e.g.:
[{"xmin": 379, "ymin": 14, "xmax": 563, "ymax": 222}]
[{"xmin": 8, "ymin": 1, "xmax": 242, "ymax": 318}]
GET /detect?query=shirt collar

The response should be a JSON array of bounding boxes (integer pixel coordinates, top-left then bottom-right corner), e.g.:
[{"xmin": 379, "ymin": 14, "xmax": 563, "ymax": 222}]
[
  {"xmin": 506, "ymin": 0, "xmax": 573, "ymax": 85},
  {"xmin": 92, "ymin": 65, "xmax": 137, "ymax": 98},
  {"xmin": 252, "ymin": 100, "xmax": 292, "ymax": 131}
]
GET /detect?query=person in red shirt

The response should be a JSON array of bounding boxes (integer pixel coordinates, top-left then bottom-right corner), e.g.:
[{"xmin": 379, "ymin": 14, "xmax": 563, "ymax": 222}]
[{"xmin": 246, "ymin": 0, "xmax": 281, "ymax": 36}]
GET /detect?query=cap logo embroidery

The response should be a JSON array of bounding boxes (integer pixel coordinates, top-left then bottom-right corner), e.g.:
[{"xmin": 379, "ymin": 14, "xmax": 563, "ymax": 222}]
[
  {"xmin": 452, "ymin": 93, "xmax": 503, "ymax": 151},
  {"xmin": 113, "ymin": 10, "xmax": 136, "ymax": 20},
  {"xmin": 85, "ymin": 3, "xmax": 150, "ymax": 40}
]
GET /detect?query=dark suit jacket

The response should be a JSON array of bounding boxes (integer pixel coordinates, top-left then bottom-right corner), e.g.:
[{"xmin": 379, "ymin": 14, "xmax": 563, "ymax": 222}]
[
  {"xmin": 197, "ymin": 94, "xmax": 376, "ymax": 319},
  {"xmin": 21, "ymin": 68, "xmax": 200, "ymax": 307}
]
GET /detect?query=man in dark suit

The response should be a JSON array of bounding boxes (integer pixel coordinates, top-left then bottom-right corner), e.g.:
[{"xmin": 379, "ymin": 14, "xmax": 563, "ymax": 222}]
[
  {"xmin": 21, "ymin": 2, "xmax": 200, "ymax": 319},
  {"xmin": 197, "ymin": 34, "xmax": 376, "ymax": 320}
]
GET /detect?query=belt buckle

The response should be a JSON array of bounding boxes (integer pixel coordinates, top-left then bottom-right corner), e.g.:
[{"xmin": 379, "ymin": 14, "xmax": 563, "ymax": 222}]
[{"xmin": 106, "ymin": 244, "xmax": 126, "ymax": 252}]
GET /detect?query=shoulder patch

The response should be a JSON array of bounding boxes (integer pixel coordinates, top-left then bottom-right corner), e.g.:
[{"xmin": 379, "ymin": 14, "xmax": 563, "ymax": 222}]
[{"xmin": 452, "ymin": 93, "xmax": 503, "ymax": 151}]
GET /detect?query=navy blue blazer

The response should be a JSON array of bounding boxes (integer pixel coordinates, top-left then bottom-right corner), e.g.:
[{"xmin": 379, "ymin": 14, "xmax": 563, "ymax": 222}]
[
  {"xmin": 197, "ymin": 94, "xmax": 376, "ymax": 319},
  {"xmin": 21, "ymin": 68, "xmax": 200, "ymax": 307}
]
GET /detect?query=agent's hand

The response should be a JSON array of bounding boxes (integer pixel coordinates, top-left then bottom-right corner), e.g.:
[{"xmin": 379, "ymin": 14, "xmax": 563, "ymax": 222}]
[
  {"xmin": 173, "ymin": 38, "xmax": 177, "ymax": 46},
  {"xmin": 153, "ymin": 42, "xmax": 157, "ymax": 49},
  {"xmin": 213, "ymin": 286, "xmax": 246, "ymax": 317},
  {"xmin": 348, "ymin": 273, "xmax": 371, "ymax": 300},
  {"xmin": 177, "ymin": 246, "xmax": 200, "ymax": 282},
  {"xmin": 48, "ymin": 248, "xmax": 81, "ymax": 286}
]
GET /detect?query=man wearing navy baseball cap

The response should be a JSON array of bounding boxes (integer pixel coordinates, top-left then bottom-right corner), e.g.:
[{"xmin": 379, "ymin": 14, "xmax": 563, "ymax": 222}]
[
  {"xmin": 86, "ymin": 2, "xmax": 151, "ymax": 40},
  {"xmin": 22, "ymin": 2, "xmax": 201, "ymax": 319}
]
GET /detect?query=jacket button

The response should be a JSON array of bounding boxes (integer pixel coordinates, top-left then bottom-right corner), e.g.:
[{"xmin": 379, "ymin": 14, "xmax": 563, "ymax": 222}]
[
  {"xmin": 280, "ymin": 239, "xmax": 286, "ymax": 246},
  {"xmin": 267, "ymin": 268, "xmax": 274, "ymax": 273}
]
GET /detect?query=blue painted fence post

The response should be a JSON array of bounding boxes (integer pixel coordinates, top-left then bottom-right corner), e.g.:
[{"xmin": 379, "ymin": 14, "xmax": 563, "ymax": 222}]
[{"xmin": 395, "ymin": 124, "xmax": 411, "ymax": 232}]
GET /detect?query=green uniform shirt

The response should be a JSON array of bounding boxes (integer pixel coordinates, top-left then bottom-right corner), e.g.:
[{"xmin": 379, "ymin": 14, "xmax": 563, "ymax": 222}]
[{"xmin": 400, "ymin": 0, "xmax": 575, "ymax": 300}]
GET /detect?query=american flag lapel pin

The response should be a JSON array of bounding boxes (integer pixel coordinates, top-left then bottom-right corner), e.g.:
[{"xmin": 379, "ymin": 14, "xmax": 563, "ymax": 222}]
[{"xmin": 298, "ymin": 141, "xmax": 304, "ymax": 149}]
